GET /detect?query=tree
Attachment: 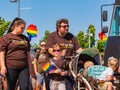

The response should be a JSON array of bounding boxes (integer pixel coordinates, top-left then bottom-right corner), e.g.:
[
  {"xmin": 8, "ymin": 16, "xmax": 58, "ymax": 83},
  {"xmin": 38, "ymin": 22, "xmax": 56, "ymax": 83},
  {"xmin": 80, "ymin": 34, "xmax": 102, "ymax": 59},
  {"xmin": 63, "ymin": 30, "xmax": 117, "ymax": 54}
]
[
  {"xmin": 96, "ymin": 39, "xmax": 106, "ymax": 55},
  {"xmin": 87, "ymin": 24, "xmax": 96, "ymax": 48},
  {"xmin": 76, "ymin": 31, "xmax": 85, "ymax": 48},
  {"xmin": 30, "ymin": 43, "xmax": 39, "ymax": 50},
  {"xmin": 40, "ymin": 30, "xmax": 50, "ymax": 42},
  {"xmin": 76, "ymin": 24, "xmax": 96, "ymax": 49},
  {"xmin": 30, "ymin": 30, "xmax": 50, "ymax": 50},
  {"xmin": 0, "ymin": 17, "xmax": 10, "ymax": 37}
]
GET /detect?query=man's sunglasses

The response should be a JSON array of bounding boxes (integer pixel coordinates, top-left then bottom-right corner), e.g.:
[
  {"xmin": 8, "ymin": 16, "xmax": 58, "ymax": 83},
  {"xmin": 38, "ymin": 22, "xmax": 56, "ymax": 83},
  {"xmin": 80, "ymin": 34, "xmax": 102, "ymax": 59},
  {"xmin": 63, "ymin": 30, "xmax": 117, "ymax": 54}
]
[
  {"xmin": 60, "ymin": 25, "xmax": 69, "ymax": 28},
  {"xmin": 40, "ymin": 44, "xmax": 46, "ymax": 47}
]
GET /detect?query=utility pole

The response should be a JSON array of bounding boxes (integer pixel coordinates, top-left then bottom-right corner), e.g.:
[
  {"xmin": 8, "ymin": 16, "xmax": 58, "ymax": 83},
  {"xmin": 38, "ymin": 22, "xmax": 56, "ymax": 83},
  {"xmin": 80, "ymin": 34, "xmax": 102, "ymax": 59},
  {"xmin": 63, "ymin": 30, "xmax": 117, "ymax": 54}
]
[
  {"xmin": 88, "ymin": 29, "xmax": 91, "ymax": 48},
  {"xmin": 10, "ymin": 0, "xmax": 20, "ymax": 17},
  {"xmin": 10, "ymin": 0, "xmax": 31, "ymax": 17}
]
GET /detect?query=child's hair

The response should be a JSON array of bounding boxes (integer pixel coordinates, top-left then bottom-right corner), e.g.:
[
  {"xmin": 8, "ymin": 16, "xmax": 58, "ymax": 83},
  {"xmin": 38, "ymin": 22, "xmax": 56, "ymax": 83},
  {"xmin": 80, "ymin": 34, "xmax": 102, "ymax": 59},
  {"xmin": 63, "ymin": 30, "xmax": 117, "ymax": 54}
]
[
  {"xmin": 52, "ymin": 43, "xmax": 63, "ymax": 51},
  {"xmin": 84, "ymin": 60, "xmax": 94, "ymax": 70},
  {"xmin": 108, "ymin": 56, "xmax": 118, "ymax": 69}
]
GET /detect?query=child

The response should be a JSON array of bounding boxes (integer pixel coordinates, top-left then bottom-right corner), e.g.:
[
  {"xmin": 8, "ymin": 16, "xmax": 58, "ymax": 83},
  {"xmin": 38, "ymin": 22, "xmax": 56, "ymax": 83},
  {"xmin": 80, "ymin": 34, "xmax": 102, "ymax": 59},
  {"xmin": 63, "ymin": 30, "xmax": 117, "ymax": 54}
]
[
  {"xmin": 43, "ymin": 43, "xmax": 69, "ymax": 90},
  {"xmin": 78, "ymin": 61, "xmax": 95, "ymax": 90},
  {"xmin": 98, "ymin": 56, "xmax": 118, "ymax": 90},
  {"xmin": 83, "ymin": 61, "xmax": 94, "ymax": 77},
  {"xmin": 78, "ymin": 60, "xmax": 94, "ymax": 77}
]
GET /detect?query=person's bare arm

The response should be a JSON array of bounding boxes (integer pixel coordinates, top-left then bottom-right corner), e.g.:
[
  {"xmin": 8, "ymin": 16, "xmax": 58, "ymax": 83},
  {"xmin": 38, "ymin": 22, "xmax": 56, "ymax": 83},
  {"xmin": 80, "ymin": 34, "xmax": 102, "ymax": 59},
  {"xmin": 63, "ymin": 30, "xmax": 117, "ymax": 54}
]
[
  {"xmin": 49, "ymin": 68, "xmax": 62, "ymax": 74},
  {"xmin": 107, "ymin": 75, "xmax": 113, "ymax": 81},
  {"xmin": 117, "ymin": 66, "xmax": 120, "ymax": 73},
  {"xmin": 33, "ymin": 58, "xmax": 38, "ymax": 74},
  {"xmin": 76, "ymin": 48, "xmax": 83, "ymax": 54},
  {"xmin": 0, "ymin": 51, "xmax": 7, "ymax": 77},
  {"xmin": 48, "ymin": 48, "xmax": 54, "ymax": 56}
]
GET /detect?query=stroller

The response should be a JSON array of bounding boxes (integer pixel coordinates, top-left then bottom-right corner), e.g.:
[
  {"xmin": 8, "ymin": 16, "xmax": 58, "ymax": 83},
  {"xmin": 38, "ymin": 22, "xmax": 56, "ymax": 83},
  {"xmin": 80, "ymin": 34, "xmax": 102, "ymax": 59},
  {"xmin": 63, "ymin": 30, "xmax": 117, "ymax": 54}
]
[{"xmin": 69, "ymin": 48, "xmax": 102, "ymax": 90}]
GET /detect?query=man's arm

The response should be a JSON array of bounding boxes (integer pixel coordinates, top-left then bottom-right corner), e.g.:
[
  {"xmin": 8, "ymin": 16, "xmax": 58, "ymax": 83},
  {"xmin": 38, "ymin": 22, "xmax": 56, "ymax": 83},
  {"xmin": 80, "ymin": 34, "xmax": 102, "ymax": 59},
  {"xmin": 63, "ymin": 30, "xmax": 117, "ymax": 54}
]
[
  {"xmin": 48, "ymin": 48, "xmax": 54, "ymax": 56},
  {"xmin": 76, "ymin": 47, "xmax": 83, "ymax": 54},
  {"xmin": 72, "ymin": 35, "xmax": 83, "ymax": 54}
]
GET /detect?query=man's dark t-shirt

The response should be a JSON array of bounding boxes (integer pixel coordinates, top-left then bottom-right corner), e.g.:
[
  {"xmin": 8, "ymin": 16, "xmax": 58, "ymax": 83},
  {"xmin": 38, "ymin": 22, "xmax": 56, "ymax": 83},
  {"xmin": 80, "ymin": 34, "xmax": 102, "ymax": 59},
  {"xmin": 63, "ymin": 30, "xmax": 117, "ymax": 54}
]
[{"xmin": 46, "ymin": 31, "xmax": 81, "ymax": 56}]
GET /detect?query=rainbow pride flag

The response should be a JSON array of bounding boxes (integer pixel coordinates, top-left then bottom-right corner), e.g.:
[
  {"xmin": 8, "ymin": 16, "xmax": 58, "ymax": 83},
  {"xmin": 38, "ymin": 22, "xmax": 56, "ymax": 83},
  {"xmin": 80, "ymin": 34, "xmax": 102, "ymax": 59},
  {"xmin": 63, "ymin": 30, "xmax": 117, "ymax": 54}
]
[
  {"xmin": 26, "ymin": 24, "xmax": 38, "ymax": 41},
  {"xmin": 98, "ymin": 32, "xmax": 107, "ymax": 41},
  {"xmin": 42, "ymin": 60, "xmax": 56, "ymax": 73}
]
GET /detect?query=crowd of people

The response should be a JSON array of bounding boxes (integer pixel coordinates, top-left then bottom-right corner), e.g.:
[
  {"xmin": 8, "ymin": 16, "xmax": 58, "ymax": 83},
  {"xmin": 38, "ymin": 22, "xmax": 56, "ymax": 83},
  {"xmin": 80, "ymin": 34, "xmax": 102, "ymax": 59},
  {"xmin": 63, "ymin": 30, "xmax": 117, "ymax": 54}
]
[{"xmin": 0, "ymin": 17, "xmax": 120, "ymax": 90}]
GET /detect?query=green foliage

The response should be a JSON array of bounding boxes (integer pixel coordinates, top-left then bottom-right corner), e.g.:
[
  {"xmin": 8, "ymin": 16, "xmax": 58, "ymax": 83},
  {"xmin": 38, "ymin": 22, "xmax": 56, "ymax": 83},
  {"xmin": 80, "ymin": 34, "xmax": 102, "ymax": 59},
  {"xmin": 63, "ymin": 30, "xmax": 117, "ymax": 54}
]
[
  {"xmin": 40, "ymin": 30, "xmax": 50, "ymax": 42},
  {"xmin": 0, "ymin": 17, "xmax": 10, "ymax": 37},
  {"xmin": 31, "ymin": 30, "xmax": 50, "ymax": 50},
  {"xmin": 96, "ymin": 40, "xmax": 106, "ymax": 54},
  {"xmin": 87, "ymin": 24, "xmax": 96, "ymax": 48},
  {"xmin": 76, "ymin": 31, "xmax": 85, "ymax": 48},
  {"xmin": 30, "ymin": 43, "xmax": 39, "ymax": 49},
  {"xmin": 76, "ymin": 24, "xmax": 96, "ymax": 49}
]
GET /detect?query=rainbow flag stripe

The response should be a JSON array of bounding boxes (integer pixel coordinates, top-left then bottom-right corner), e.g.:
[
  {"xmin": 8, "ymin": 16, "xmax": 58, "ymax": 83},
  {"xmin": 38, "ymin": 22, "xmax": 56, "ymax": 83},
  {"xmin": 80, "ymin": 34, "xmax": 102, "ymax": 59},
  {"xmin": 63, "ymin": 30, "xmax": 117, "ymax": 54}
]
[
  {"xmin": 42, "ymin": 61, "xmax": 56, "ymax": 73},
  {"xmin": 26, "ymin": 29, "xmax": 38, "ymax": 34}
]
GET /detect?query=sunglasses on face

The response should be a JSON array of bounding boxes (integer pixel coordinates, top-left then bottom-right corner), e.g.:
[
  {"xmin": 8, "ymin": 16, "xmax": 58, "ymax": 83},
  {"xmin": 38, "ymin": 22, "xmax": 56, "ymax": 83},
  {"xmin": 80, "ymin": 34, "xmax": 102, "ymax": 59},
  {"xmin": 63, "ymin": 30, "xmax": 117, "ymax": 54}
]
[
  {"xmin": 40, "ymin": 44, "xmax": 46, "ymax": 47},
  {"xmin": 60, "ymin": 25, "xmax": 69, "ymax": 28},
  {"xmin": 53, "ymin": 49, "xmax": 61, "ymax": 52}
]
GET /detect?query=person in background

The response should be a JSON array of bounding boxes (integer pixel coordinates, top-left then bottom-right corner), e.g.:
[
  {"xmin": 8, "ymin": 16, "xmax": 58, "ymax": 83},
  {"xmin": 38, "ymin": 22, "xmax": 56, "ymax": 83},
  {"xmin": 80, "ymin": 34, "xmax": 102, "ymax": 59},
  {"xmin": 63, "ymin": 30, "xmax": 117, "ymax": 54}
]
[
  {"xmin": 29, "ymin": 49, "xmax": 37, "ymax": 90},
  {"xmin": 98, "ymin": 56, "xmax": 118, "ymax": 90},
  {"xmin": 46, "ymin": 18, "xmax": 82, "ymax": 58},
  {"xmin": 0, "ymin": 17, "xmax": 30, "ymax": 90},
  {"xmin": 33, "ymin": 41, "xmax": 48, "ymax": 90}
]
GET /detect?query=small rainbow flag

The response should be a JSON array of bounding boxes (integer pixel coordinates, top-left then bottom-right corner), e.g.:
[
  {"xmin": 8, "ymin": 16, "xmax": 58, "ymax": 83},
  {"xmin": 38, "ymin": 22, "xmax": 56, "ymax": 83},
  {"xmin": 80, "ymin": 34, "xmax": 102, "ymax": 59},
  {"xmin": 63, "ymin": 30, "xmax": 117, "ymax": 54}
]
[
  {"xmin": 98, "ymin": 32, "xmax": 107, "ymax": 41},
  {"xmin": 26, "ymin": 24, "xmax": 38, "ymax": 41},
  {"xmin": 42, "ymin": 60, "xmax": 56, "ymax": 73}
]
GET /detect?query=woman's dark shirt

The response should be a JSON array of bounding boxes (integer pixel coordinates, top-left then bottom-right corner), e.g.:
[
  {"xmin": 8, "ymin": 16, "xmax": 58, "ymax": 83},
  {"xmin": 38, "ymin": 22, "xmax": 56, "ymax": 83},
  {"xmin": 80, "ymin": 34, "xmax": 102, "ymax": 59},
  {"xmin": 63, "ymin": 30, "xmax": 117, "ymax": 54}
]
[{"xmin": 0, "ymin": 33, "xmax": 30, "ymax": 69}]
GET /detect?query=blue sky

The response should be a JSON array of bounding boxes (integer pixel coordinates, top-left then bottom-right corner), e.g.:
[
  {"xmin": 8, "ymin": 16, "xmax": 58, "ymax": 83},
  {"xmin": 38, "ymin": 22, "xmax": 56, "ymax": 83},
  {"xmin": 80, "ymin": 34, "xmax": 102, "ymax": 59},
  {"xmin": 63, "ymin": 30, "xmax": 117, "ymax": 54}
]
[{"xmin": 0, "ymin": 0, "xmax": 114, "ymax": 45}]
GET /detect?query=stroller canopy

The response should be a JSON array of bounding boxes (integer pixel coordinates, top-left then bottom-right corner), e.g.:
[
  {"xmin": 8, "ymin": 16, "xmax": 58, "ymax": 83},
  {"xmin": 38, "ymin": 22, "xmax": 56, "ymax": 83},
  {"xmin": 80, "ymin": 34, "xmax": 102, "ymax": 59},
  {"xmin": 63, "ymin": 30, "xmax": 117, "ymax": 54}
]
[{"xmin": 73, "ymin": 48, "xmax": 101, "ymax": 74}]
